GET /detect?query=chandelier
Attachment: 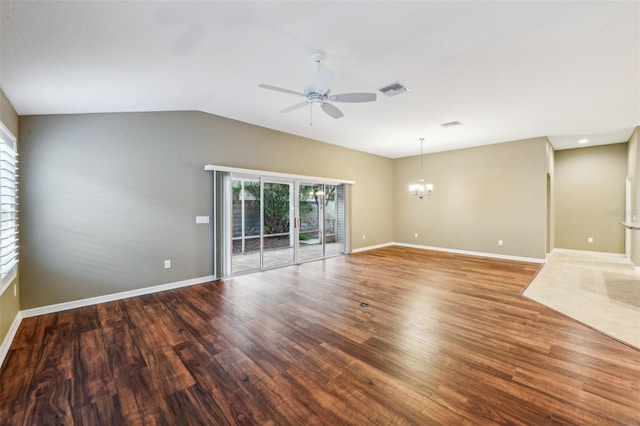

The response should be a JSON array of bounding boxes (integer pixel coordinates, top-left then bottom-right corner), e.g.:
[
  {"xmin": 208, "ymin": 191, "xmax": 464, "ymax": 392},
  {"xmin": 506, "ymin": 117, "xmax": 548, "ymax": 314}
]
[{"xmin": 408, "ymin": 138, "xmax": 433, "ymax": 199}]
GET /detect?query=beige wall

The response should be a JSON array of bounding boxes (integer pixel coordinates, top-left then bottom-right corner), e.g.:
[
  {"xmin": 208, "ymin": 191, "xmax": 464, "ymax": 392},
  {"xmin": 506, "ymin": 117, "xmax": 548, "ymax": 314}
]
[
  {"xmin": 628, "ymin": 127, "xmax": 640, "ymax": 265},
  {"xmin": 0, "ymin": 90, "xmax": 19, "ymax": 137},
  {"xmin": 555, "ymin": 143, "xmax": 627, "ymax": 253},
  {"xmin": 19, "ymin": 111, "xmax": 394, "ymax": 309},
  {"xmin": 0, "ymin": 89, "xmax": 20, "ymax": 352},
  {"xmin": 14, "ymin": 106, "xmax": 639, "ymax": 312},
  {"xmin": 393, "ymin": 137, "xmax": 548, "ymax": 259}
]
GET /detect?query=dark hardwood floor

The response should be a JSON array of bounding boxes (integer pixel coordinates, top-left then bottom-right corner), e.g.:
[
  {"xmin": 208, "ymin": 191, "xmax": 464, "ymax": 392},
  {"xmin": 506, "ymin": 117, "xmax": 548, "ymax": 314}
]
[{"xmin": 2, "ymin": 246, "xmax": 639, "ymax": 425}]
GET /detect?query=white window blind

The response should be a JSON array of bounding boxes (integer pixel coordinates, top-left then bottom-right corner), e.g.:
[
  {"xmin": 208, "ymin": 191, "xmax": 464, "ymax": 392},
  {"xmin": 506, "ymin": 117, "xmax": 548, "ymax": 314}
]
[{"xmin": 0, "ymin": 123, "xmax": 18, "ymax": 294}]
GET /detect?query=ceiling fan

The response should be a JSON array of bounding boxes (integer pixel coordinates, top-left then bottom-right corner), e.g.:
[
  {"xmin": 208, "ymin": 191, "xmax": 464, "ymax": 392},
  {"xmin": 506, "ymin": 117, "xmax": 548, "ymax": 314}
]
[{"xmin": 258, "ymin": 52, "xmax": 377, "ymax": 125}]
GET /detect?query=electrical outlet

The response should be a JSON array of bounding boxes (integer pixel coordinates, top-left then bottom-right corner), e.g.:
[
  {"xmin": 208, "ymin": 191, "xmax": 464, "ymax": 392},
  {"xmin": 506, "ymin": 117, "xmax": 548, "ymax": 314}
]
[
  {"xmin": 414, "ymin": 233, "xmax": 418, "ymax": 238},
  {"xmin": 587, "ymin": 237, "xmax": 593, "ymax": 243},
  {"xmin": 498, "ymin": 240, "xmax": 503, "ymax": 246},
  {"xmin": 362, "ymin": 234, "xmax": 366, "ymax": 240},
  {"xmin": 164, "ymin": 260, "xmax": 171, "ymax": 269}
]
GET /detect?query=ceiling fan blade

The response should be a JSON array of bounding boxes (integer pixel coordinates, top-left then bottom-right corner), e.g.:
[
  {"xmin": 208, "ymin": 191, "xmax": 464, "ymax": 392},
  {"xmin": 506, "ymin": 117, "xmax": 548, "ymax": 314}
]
[
  {"xmin": 258, "ymin": 84, "xmax": 306, "ymax": 97},
  {"xmin": 314, "ymin": 68, "xmax": 335, "ymax": 94},
  {"xmin": 328, "ymin": 93, "xmax": 377, "ymax": 103},
  {"xmin": 280, "ymin": 102, "xmax": 308, "ymax": 113},
  {"xmin": 321, "ymin": 102, "xmax": 344, "ymax": 119}
]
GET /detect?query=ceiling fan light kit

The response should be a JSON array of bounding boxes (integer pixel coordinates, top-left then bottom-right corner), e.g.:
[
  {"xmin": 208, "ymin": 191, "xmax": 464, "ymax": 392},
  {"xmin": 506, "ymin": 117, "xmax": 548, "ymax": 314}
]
[{"xmin": 258, "ymin": 52, "xmax": 377, "ymax": 125}]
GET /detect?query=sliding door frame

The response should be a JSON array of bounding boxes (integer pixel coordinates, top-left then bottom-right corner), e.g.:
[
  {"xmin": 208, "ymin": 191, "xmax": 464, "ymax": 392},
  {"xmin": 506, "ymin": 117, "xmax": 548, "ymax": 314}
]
[{"xmin": 207, "ymin": 165, "xmax": 354, "ymax": 278}]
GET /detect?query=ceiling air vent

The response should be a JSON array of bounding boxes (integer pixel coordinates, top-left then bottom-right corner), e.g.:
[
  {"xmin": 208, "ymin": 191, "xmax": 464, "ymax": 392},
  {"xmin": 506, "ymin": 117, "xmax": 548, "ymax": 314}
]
[
  {"xmin": 441, "ymin": 120, "xmax": 463, "ymax": 128},
  {"xmin": 379, "ymin": 82, "xmax": 409, "ymax": 97}
]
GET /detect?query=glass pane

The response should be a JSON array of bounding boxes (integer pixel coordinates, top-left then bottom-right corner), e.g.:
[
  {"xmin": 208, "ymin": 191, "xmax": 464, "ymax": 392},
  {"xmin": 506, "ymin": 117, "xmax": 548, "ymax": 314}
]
[
  {"xmin": 263, "ymin": 181, "xmax": 294, "ymax": 268},
  {"xmin": 299, "ymin": 183, "xmax": 324, "ymax": 261},
  {"xmin": 232, "ymin": 177, "xmax": 261, "ymax": 273},
  {"xmin": 325, "ymin": 184, "xmax": 345, "ymax": 256},
  {"xmin": 232, "ymin": 180, "xmax": 242, "ymax": 238}
]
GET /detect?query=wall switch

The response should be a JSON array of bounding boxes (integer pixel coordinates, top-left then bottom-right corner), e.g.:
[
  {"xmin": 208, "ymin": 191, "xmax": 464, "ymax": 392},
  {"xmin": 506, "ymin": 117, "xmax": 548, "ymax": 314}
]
[
  {"xmin": 414, "ymin": 233, "xmax": 419, "ymax": 238},
  {"xmin": 13, "ymin": 284, "xmax": 16, "ymax": 297},
  {"xmin": 362, "ymin": 234, "xmax": 366, "ymax": 240},
  {"xmin": 196, "ymin": 216, "xmax": 210, "ymax": 224},
  {"xmin": 498, "ymin": 240, "xmax": 503, "ymax": 246},
  {"xmin": 164, "ymin": 260, "xmax": 171, "ymax": 269},
  {"xmin": 587, "ymin": 237, "xmax": 593, "ymax": 243}
]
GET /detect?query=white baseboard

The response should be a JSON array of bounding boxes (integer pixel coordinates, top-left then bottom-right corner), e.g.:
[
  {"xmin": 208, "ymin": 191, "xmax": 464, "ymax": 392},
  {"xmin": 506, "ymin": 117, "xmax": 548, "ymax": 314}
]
[
  {"xmin": 624, "ymin": 254, "xmax": 640, "ymax": 272},
  {"xmin": 20, "ymin": 275, "xmax": 216, "ymax": 318},
  {"xmin": 0, "ymin": 311, "xmax": 23, "ymax": 369},
  {"xmin": 351, "ymin": 242, "xmax": 395, "ymax": 253},
  {"xmin": 371, "ymin": 242, "xmax": 547, "ymax": 264},
  {"xmin": 550, "ymin": 248, "xmax": 627, "ymax": 258}
]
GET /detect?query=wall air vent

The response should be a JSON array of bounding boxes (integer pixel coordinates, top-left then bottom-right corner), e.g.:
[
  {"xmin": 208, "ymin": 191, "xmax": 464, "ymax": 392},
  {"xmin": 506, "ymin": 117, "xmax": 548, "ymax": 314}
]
[
  {"xmin": 379, "ymin": 82, "xmax": 409, "ymax": 97},
  {"xmin": 441, "ymin": 120, "xmax": 463, "ymax": 128}
]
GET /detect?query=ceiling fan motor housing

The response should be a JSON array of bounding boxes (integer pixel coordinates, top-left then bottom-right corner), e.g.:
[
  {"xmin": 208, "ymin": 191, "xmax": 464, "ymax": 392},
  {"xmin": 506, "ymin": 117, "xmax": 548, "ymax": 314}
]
[{"xmin": 305, "ymin": 90, "xmax": 327, "ymax": 104}]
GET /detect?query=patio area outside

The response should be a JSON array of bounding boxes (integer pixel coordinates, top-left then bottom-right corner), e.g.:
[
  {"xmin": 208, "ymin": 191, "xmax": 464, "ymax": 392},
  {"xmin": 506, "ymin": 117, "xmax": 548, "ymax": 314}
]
[{"xmin": 232, "ymin": 241, "xmax": 345, "ymax": 273}]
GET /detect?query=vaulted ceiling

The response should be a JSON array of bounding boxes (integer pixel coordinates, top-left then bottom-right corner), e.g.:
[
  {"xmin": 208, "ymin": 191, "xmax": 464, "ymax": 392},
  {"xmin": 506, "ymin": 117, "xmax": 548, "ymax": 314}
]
[{"xmin": 1, "ymin": 1, "xmax": 638, "ymax": 158}]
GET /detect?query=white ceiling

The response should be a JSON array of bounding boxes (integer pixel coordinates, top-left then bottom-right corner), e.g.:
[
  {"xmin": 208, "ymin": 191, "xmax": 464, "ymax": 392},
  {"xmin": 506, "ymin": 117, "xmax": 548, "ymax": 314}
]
[{"xmin": 1, "ymin": 1, "xmax": 638, "ymax": 158}]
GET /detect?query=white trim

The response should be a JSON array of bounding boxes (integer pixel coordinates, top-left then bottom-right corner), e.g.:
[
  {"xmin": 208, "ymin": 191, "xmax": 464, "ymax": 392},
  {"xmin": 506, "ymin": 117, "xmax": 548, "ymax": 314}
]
[
  {"xmin": 0, "ymin": 121, "xmax": 17, "ymax": 145},
  {"xmin": 21, "ymin": 275, "xmax": 215, "ymax": 318},
  {"xmin": 549, "ymin": 248, "xmax": 635, "ymax": 270},
  {"xmin": 204, "ymin": 164, "xmax": 355, "ymax": 185},
  {"xmin": 0, "ymin": 270, "xmax": 17, "ymax": 297},
  {"xmin": 351, "ymin": 242, "xmax": 395, "ymax": 253},
  {"xmin": 0, "ymin": 311, "xmax": 22, "ymax": 369},
  {"xmin": 550, "ymin": 248, "xmax": 627, "ymax": 259},
  {"xmin": 0, "ymin": 121, "xmax": 18, "ymax": 296},
  {"xmin": 354, "ymin": 242, "xmax": 546, "ymax": 263}
]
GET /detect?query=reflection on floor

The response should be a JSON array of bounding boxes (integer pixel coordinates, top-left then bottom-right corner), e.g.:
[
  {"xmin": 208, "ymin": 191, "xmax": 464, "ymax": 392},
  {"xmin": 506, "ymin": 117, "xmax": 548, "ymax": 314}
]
[
  {"xmin": 524, "ymin": 248, "xmax": 640, "ymax": 349},
  {"xmin": 233, "ymin": 242, "xmax": 345, "ymax": 273}
]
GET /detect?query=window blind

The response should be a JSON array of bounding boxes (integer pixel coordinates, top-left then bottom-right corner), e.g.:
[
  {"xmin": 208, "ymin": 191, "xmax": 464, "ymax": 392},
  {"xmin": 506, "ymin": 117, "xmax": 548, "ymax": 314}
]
[{"xmin": 0, "ymin": 124, "xmax": 18, "ymax": 293}]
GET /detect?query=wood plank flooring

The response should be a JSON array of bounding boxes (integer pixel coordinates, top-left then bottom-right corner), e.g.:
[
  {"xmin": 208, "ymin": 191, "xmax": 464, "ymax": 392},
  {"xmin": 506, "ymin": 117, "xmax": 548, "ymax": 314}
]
[{"xmin": 2, "ymin": 246, "xmax": 639, "ymax": 425}]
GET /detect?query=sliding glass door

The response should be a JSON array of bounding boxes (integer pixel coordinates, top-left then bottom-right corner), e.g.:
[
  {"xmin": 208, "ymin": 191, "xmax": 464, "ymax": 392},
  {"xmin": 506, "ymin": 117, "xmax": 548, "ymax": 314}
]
[
  {"xmin": 262, "ymin": 180, "xmax": 294, "ymax": 269},
  {"xmin": 298, "ymin": 183, "xmax": 324, "ymax": 262},
  {"xmin": 231, "ymin": 177, "xmax": 261, "ymax": 274},
  {"xmin": 221, "ymin": 171, "xmax": 348, "ymax": 277},
  {"xmin": 297, "ymin": 183, "xmax": 346, "ymax": 261},
  {"xmin": 324, "ymin": 184, "xmax": 345, "ymax": 257}
]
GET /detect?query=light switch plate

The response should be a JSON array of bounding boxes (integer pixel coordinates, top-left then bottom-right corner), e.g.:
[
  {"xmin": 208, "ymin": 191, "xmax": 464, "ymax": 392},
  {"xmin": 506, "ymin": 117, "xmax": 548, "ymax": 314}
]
[{"xmin": 196, "ymin": 216, "xmax": 210, "ymax": 224}]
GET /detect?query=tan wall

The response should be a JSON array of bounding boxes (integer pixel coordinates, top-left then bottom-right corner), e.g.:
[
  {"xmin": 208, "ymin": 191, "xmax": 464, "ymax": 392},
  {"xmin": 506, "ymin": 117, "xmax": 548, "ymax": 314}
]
[
  {"xmin": 0, "ymin": 90, "xmax": 19, "ymax": 137},
  {"xmin": 628, "ymin": 127, "xmax": 640, "ymax": 265},
  {"xmin": 555, "ymin": 143, "xmax": 627, "ymax": 253},
  {"xmin": 19, "ymin": 111, "xmax": 394, "ymax": 309},
  {"xmin": 393, "ymin": 137, "xmax": 548, "ymax": 259},
  {"xmin": 0, "ymin": 89, "xmax": 20, "ymax": 354}
]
